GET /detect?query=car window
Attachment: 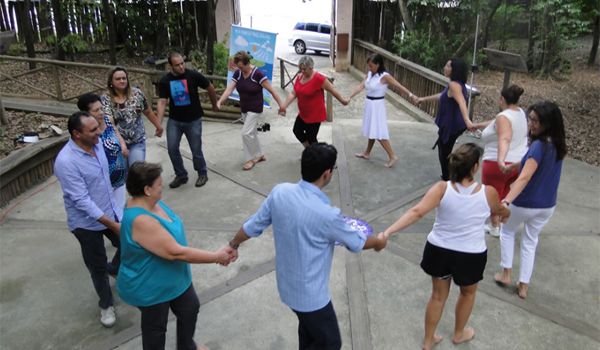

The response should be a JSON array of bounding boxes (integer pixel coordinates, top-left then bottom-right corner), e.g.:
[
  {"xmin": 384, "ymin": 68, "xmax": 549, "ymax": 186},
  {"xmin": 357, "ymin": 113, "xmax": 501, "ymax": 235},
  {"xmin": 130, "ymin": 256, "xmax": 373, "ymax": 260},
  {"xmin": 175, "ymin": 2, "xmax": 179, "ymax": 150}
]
[
  {"xmin": 294, "ymin": 22, "xmax": 305, "ymax": 30},
  {"xmin": 305, "ymin": 23, "xmax": 319, "ymax": 32},
  {"xmin": 319, "ymin": 25, "xmax": 331, "ymax": 34}
]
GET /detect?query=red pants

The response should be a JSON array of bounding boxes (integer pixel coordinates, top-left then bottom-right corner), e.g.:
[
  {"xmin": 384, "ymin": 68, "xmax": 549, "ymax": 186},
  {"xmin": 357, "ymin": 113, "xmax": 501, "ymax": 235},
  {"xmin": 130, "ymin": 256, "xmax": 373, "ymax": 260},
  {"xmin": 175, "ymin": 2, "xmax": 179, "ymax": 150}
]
[{"xmin": 482, "ymin": 160, "xmax": 519, "ymax": 199}]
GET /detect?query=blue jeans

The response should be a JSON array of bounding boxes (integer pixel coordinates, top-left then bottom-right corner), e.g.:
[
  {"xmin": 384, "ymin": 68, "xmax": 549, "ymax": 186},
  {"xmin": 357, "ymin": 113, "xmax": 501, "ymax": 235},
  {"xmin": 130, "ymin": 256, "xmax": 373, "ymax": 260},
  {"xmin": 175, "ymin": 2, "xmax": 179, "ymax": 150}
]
[
  {"xmin": 127, "ymin": 141, "xmax": 146, "ymax": 168},
  {"xmin": 167, "ymin": 118, "xmax": 207, "ymax": 178}
]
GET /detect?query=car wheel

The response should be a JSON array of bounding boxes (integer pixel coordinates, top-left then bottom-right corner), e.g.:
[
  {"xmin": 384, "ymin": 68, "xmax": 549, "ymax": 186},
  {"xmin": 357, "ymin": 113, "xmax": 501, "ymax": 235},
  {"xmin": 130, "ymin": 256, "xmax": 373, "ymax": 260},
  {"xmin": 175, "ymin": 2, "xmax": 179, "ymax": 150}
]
[{"xmin": 294, "ymin": 40, "xmax": 306, "ymax": 54}]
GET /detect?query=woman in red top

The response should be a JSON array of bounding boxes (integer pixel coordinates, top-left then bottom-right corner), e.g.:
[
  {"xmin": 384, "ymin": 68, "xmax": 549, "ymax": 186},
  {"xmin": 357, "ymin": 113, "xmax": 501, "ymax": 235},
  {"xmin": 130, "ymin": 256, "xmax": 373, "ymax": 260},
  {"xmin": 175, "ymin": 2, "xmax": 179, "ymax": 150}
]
[{"xmin": 280, "ymin": 56, "xmax": 349, "ymax": 148}]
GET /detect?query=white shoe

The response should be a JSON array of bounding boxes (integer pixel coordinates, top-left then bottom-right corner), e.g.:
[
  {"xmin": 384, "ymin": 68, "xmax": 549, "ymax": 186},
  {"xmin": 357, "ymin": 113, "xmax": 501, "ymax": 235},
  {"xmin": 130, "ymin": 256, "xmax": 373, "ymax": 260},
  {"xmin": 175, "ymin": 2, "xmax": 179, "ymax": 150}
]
[
  {"xmin": 100, "ymin": 306, "xmax": 116, "ymax": 328},
  {"xmin": 485, "ymin": 224, "xmax": 501, "ymax": 238}
]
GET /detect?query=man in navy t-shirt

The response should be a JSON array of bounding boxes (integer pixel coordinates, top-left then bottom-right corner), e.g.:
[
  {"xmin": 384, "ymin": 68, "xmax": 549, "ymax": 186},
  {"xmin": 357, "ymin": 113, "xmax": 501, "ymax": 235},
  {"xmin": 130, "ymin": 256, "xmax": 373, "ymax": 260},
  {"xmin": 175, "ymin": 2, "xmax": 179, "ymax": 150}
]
[{"xmin": 157, "ymin": 52, "xmax": 218, "ymax": 188}]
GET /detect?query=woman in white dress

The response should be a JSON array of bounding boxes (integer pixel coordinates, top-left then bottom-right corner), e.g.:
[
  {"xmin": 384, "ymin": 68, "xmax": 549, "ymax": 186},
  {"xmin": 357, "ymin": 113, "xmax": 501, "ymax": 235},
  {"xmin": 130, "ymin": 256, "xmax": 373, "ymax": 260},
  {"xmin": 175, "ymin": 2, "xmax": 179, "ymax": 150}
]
[{"xmin": 349, "ymin": 54, "xmax": 415, "ymax": 168}]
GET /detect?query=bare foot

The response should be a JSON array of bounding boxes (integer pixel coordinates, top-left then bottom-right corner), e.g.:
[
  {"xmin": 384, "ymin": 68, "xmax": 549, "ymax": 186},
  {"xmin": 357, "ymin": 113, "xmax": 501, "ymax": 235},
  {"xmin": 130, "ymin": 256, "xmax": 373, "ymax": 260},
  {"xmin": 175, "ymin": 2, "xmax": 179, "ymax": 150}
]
[
  {"xmin": 255, "ymin": 155, "xmax": 267, "ymax": 163},
  {"xmin": 452, "ymin": 327, "xmax": 475, "ymax": 345},
  {"xmin": 422, "ymin": 335, "xmax": 443, "ymax": 350},
  {"xmin": 197, "ymin": 344, "xmax": 209, "ymax": 350},
  {"xmin": 355, "ymin": 152, "xmax": 370, "ymax": 159},
  {"xmin": 494, "ymin": 272, "xmax": 511, "ymax": 286},
  {"xmin": 385, "ymin": 156, "xmax": 399, "ymax": 168},
  {"xmin": 242, "ymin": 160, "xmax": 255, "ymax": 171},
  {"xmin": 517, "ymin": 282, "xmax": 528, "ymax": 299}
]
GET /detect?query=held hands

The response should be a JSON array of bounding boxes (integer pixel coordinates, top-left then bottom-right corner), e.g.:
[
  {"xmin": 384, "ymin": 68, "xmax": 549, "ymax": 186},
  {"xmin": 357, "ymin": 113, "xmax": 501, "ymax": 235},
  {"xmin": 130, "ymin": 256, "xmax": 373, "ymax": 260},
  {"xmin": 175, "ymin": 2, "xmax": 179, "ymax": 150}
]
[
  {"xmin": 374, "ymin": 232, "xmax": 388, "ymax": 252},
  {"xmin": 278, "ymin": 106, "xmax": 286, "ymax": 117},
  {"xmin": 155, "ymin": 125, "xmax": 164, "ymax": 138},
  {"xmin": 214, "ymin": 246, "xmax": 238, "ymax": 266},
  {"xmin": 216, "ymin": 100, "xmax": 222, "ymax": 110}
]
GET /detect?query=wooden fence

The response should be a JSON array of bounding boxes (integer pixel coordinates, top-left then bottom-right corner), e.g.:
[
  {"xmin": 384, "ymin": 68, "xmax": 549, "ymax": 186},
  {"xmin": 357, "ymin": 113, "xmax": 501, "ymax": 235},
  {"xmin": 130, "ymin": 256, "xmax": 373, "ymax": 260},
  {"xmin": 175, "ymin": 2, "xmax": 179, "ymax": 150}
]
[
  {"xmin": 352, "ymin": 39, "xmax": 479, "ymax": 120},
  {"xmin": 0, "ymin": 134, "xmax": 68, "ymax": 208}
]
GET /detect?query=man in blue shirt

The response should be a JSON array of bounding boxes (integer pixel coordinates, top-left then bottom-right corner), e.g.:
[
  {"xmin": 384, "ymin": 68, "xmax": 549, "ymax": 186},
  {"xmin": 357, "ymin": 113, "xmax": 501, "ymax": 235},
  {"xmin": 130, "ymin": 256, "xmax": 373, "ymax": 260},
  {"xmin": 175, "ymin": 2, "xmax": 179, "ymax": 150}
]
[
  {"xmin": 54, "ymin": 112, "xmax": 121, "ymax": 328},
  {"xmin": 227, "ymin": 143, "xmax": 387, "ymax": 349}
]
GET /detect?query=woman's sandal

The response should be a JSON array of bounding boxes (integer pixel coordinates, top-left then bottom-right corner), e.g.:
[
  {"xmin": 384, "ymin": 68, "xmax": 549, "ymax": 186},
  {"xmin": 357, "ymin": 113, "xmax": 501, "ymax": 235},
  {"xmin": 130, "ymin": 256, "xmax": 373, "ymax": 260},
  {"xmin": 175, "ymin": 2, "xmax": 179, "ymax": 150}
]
[{"xmin": 243, "ymin": 156, "xmax": 266, "ymax": 171}]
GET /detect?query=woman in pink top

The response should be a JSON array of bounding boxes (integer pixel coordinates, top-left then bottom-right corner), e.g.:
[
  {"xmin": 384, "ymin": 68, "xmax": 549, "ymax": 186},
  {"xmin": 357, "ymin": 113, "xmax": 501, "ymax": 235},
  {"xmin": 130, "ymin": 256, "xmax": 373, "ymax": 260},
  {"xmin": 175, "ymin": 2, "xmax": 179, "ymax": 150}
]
[{"xmin": 280, "ymin": 56, "xmax": 349, "ymax": 148}]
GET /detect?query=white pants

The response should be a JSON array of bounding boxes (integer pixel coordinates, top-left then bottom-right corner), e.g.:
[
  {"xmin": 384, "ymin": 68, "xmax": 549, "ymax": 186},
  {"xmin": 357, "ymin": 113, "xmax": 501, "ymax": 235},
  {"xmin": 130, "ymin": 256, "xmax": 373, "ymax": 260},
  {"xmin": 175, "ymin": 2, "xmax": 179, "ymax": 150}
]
[
  {"xmin": 113, "ymin": 184, "xmax": 126, "ymax": 222},
  {"xmin": 500, "ymin": 205, "xmax": 555, "ymax": 284},
  {"xmin": 241, "ymin": 112, "xmax": 263, "ymax": 162}
]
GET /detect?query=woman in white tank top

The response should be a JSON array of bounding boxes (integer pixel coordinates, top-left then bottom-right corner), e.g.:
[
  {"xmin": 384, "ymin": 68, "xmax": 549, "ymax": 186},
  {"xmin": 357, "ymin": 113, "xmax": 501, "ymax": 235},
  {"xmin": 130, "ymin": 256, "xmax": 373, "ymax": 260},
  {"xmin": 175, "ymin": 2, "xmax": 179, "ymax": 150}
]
[
  {"xmin": 382, "ymin": 143, "xmax": 510, "ymax": 350},
  {"xmin": 474, "ymin": 85, "xmax": 528, "ymax": 237}
]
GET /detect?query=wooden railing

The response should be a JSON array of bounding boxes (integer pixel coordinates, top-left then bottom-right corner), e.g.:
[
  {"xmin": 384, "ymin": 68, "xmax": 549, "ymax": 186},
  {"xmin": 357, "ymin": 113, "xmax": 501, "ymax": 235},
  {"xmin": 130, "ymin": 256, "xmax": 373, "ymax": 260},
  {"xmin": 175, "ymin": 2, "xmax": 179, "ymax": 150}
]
[
  {"xmin": 0, "ymin": 135, "xmax": 68, "ymax": 208},
  {"xmin": 0, "ymin": 55, "xmax": 239, "ymax": 118},
  {"xmin": 352, "ymin": 40, "xmax": 479, "ymax": 120},
  {"xmin": 277, "ymin": 56, "xmax": 334, "ymax": 122}
]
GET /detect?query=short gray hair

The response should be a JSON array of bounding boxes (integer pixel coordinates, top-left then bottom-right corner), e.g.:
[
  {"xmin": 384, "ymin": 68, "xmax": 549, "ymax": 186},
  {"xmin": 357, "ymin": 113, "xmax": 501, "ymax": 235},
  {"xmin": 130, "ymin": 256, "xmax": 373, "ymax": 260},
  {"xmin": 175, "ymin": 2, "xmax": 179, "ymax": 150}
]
[{"xmin": 298, "ymin": 56, "xmax": 314, "ymax": 69}]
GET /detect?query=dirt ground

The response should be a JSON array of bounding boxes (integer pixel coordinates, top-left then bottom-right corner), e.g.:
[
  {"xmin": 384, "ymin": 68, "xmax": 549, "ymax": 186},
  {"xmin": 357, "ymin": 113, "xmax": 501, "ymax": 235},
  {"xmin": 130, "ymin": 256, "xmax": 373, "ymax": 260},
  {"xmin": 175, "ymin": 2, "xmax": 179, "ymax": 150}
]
[{"xmin": 1, "ymin": 48, "xmax": 599, "ymax": 165}]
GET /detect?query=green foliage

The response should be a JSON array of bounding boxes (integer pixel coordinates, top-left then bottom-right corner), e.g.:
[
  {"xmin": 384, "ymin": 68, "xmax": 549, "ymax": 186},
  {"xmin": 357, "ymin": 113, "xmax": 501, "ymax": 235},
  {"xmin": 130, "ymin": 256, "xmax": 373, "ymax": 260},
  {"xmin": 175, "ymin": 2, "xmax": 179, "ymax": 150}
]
[
  {"xmin": 392, "ymin": 29, "xmax": 462, "ymax": 71},
  {"xmin": 58, "ymin": 34, "xmax": 88, "ymax": 57},
  {"xmin": 213, "ymin": 41, "xmax": 229, "ymax": 77},
  {"xmin": 189, "ymin": 35, "xmax": 230, "ymax": 78},
  {"xmin": 7, "ymin": 43, "xmax": 25, "ymax": 56}
]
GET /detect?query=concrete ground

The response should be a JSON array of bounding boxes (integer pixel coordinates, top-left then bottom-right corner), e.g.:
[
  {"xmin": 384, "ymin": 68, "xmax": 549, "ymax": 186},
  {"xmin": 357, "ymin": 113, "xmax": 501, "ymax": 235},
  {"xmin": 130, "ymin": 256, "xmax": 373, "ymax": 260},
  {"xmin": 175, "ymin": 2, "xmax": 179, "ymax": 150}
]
[{"xmin": 1, "ymin": 53, "xmax": 599, "ymax": 350}]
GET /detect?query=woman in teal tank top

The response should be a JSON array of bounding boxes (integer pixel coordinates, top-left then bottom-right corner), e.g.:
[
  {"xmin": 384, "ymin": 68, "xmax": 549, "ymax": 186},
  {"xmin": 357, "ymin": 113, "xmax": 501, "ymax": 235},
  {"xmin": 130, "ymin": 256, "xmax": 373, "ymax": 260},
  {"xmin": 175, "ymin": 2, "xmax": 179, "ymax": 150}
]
[{"xmin": 118, "ymin": 162, "xmax": 234, "ymax": 350}]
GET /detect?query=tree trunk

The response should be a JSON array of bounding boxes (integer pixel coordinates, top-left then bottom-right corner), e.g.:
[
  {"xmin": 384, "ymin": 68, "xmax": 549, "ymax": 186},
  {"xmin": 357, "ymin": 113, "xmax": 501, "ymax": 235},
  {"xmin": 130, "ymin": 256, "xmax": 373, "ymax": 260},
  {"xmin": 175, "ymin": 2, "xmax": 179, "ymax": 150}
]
[
  {"xmin": 0, "ymin": 96, "xmax": 7, "ymax": 126},
  {"xmin": 526, "ymin": 0, "xmax": 535, "ymax": 71},
  {"xmin": 397, "ymin": 0, "xmax": 414, "ymax": 31},
  {"xmin": 451, "ymin": 1, "xmax": 501, "ymax": 58},
  {"xmin": 1, "ymin": 0, "xmax": 11, "ymax": 31},
  {"xmin": 101, "ymin": 0, "xmax": 117, "ymax": 64},
  {"xmin": 50, "ymin": 0, "xmax": 68, "ymax": 60},
  {"xmin": 29, "ymin": 0, "xmax": 39, "ymax": 40},
  {"xmin": 154, "ymin": 0, "xmax": 168, "ymax": 57},
  {"xmin": 206, "ymin": 0, "xmax": 215, "ymax": 74},
  {"xmin": 589, "ymin": 14, "xmax": 599, "ymax": 66},
  {"xmin": 15, "ymin": 0, "xmax": 36, "ymax": 69},
  {"xmin": 37, "ymin": 0, "xmax": 53, "ymax": 40}
]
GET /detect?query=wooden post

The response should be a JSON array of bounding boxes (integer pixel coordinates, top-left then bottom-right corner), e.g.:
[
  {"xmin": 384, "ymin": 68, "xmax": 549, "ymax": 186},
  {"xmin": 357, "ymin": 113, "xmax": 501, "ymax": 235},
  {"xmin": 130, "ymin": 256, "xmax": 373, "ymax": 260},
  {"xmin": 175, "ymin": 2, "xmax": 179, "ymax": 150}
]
[
  {"xmin": 53, "ymin": 65, "xmax": 63, "ymax": 100},
  {"xmin": 280, "ymin": 58, "xmax": 285, "ymax": 89}
]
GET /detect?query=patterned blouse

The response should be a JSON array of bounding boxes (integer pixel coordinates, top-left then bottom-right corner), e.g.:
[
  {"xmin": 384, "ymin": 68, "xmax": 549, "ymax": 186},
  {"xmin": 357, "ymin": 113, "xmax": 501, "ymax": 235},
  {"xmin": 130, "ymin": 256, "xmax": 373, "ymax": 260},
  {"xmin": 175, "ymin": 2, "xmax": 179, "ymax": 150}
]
[
  {"xmin": 101, "ymin": 87, "xmax": 149, "ymax": 145},
  {"xmin": 100, "ymin": 116, "xmax": 127, "ymax": 189}
]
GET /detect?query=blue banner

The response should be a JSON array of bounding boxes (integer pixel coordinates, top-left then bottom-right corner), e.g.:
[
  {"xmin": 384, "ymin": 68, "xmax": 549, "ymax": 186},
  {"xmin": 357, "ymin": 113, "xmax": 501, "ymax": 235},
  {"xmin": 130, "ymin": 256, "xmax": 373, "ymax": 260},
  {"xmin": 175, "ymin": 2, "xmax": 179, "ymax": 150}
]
[{"xmin": 227, "ymin": 25, "xmax": 277, "ymax": 108}]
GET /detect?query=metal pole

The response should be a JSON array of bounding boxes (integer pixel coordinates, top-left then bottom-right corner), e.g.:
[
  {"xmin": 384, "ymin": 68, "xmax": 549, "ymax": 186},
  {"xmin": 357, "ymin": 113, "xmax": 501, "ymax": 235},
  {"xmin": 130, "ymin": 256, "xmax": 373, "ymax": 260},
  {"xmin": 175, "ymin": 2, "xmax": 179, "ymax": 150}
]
[{"xmin": 467, "ymin": 14, "xmax": 480, "ymax": 121}]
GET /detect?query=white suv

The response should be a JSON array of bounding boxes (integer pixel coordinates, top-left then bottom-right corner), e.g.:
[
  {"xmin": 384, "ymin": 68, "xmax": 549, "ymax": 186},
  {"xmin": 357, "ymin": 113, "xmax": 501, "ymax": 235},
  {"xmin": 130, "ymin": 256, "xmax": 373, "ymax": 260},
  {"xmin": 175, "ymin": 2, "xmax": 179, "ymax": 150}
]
[{"xmin": 288, "ymin": 22, "xmax": 331, "ymax": 55}]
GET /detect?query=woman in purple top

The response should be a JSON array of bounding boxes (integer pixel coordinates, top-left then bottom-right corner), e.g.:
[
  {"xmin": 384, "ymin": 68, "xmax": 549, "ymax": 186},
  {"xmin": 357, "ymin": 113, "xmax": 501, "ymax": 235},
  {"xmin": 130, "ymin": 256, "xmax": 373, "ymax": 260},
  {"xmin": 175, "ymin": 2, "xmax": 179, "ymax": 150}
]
[
  {"xmin": 217, "ymin": 51, "xmax": 284, "ymax": 171},
  {"xmin": 415, "ymin": 58, "xmax": 475, "ymax": 180},
  {"xmin": 494, "ymin": 101, "xmax": 566, "ymax": 299}
]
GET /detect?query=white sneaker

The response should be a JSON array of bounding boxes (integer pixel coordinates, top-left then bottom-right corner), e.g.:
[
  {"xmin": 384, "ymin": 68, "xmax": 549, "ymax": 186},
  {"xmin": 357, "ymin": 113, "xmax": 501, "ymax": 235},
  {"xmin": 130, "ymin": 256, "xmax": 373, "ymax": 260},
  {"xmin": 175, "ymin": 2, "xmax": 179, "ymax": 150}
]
[
  {"xmin": 100, "ymin": 306, "xmax": 116, "ymax": 328},
  {"xmin": 485, "ymin": 224, "xmax": 501, "ymax": 238}
]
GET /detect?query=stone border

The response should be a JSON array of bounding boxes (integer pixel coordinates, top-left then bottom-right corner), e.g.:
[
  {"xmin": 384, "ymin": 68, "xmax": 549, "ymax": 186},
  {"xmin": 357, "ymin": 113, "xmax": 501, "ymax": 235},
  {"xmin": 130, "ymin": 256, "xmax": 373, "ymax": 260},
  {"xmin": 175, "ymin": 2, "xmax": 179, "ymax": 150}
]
[{"xmin": 0, "ymin": 134, "xmax": 68, "ymax": 207}]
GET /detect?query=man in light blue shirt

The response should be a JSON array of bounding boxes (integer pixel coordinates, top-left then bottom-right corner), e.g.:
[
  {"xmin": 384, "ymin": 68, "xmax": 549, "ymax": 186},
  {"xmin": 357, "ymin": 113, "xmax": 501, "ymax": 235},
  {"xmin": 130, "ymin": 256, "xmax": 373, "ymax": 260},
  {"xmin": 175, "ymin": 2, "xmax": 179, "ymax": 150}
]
[
  {"xmin": 227, "ymin": 143, "xmax": 387, "ymax": 349},
  {"xmin": 54, "ymin": 112, "xmax": 121, "ymax": 328}
]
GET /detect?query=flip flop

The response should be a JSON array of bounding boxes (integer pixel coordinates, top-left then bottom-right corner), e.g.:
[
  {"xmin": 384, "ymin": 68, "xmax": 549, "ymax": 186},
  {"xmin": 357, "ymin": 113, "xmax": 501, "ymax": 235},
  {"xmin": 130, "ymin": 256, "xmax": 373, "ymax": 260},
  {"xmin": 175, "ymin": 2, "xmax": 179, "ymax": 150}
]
[{"xmin": 355, "ymin": 152, "xmax": 370, "ymax": 159}]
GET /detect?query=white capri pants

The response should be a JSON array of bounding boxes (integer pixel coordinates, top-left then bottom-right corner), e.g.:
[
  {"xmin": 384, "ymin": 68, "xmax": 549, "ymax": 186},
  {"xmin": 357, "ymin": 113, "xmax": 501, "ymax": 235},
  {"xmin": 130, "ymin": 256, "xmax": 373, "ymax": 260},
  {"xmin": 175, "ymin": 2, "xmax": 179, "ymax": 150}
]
[
  {"xmin": 500, "ymin": 204, "xmax": 555, "ymax": 284},
  {"xmin": 241, "ymin": 111, "xmax": 263, "ymax": 162}
]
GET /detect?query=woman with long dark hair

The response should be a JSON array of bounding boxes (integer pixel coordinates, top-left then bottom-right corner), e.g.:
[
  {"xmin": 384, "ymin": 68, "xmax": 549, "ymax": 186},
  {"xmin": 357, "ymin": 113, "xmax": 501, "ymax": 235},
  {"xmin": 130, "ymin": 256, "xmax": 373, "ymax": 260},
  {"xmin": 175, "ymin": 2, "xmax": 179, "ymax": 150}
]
[
  {"xmin": 415, "ymin": 58, "xmax": 475, "ymax": 180},
  {"xmin": 494, "ymin": 101, "xmax": 566, "ymax": 299},
  {"xmin": 349, "ymin": 53, "xmax": 415, "ymax": 168},
  {"xmin": 101, "ymin": 67, "xmax": 163, "ymax": 167}
]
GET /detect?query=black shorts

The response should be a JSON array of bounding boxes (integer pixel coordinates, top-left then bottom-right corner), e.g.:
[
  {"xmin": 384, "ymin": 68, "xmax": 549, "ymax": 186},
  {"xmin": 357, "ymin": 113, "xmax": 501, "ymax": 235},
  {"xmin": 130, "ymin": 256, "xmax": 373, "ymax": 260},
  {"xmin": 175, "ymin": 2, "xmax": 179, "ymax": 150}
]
[{"xmin": 420, "ymin": 241, "xmax": 487, "ymax": 286}]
